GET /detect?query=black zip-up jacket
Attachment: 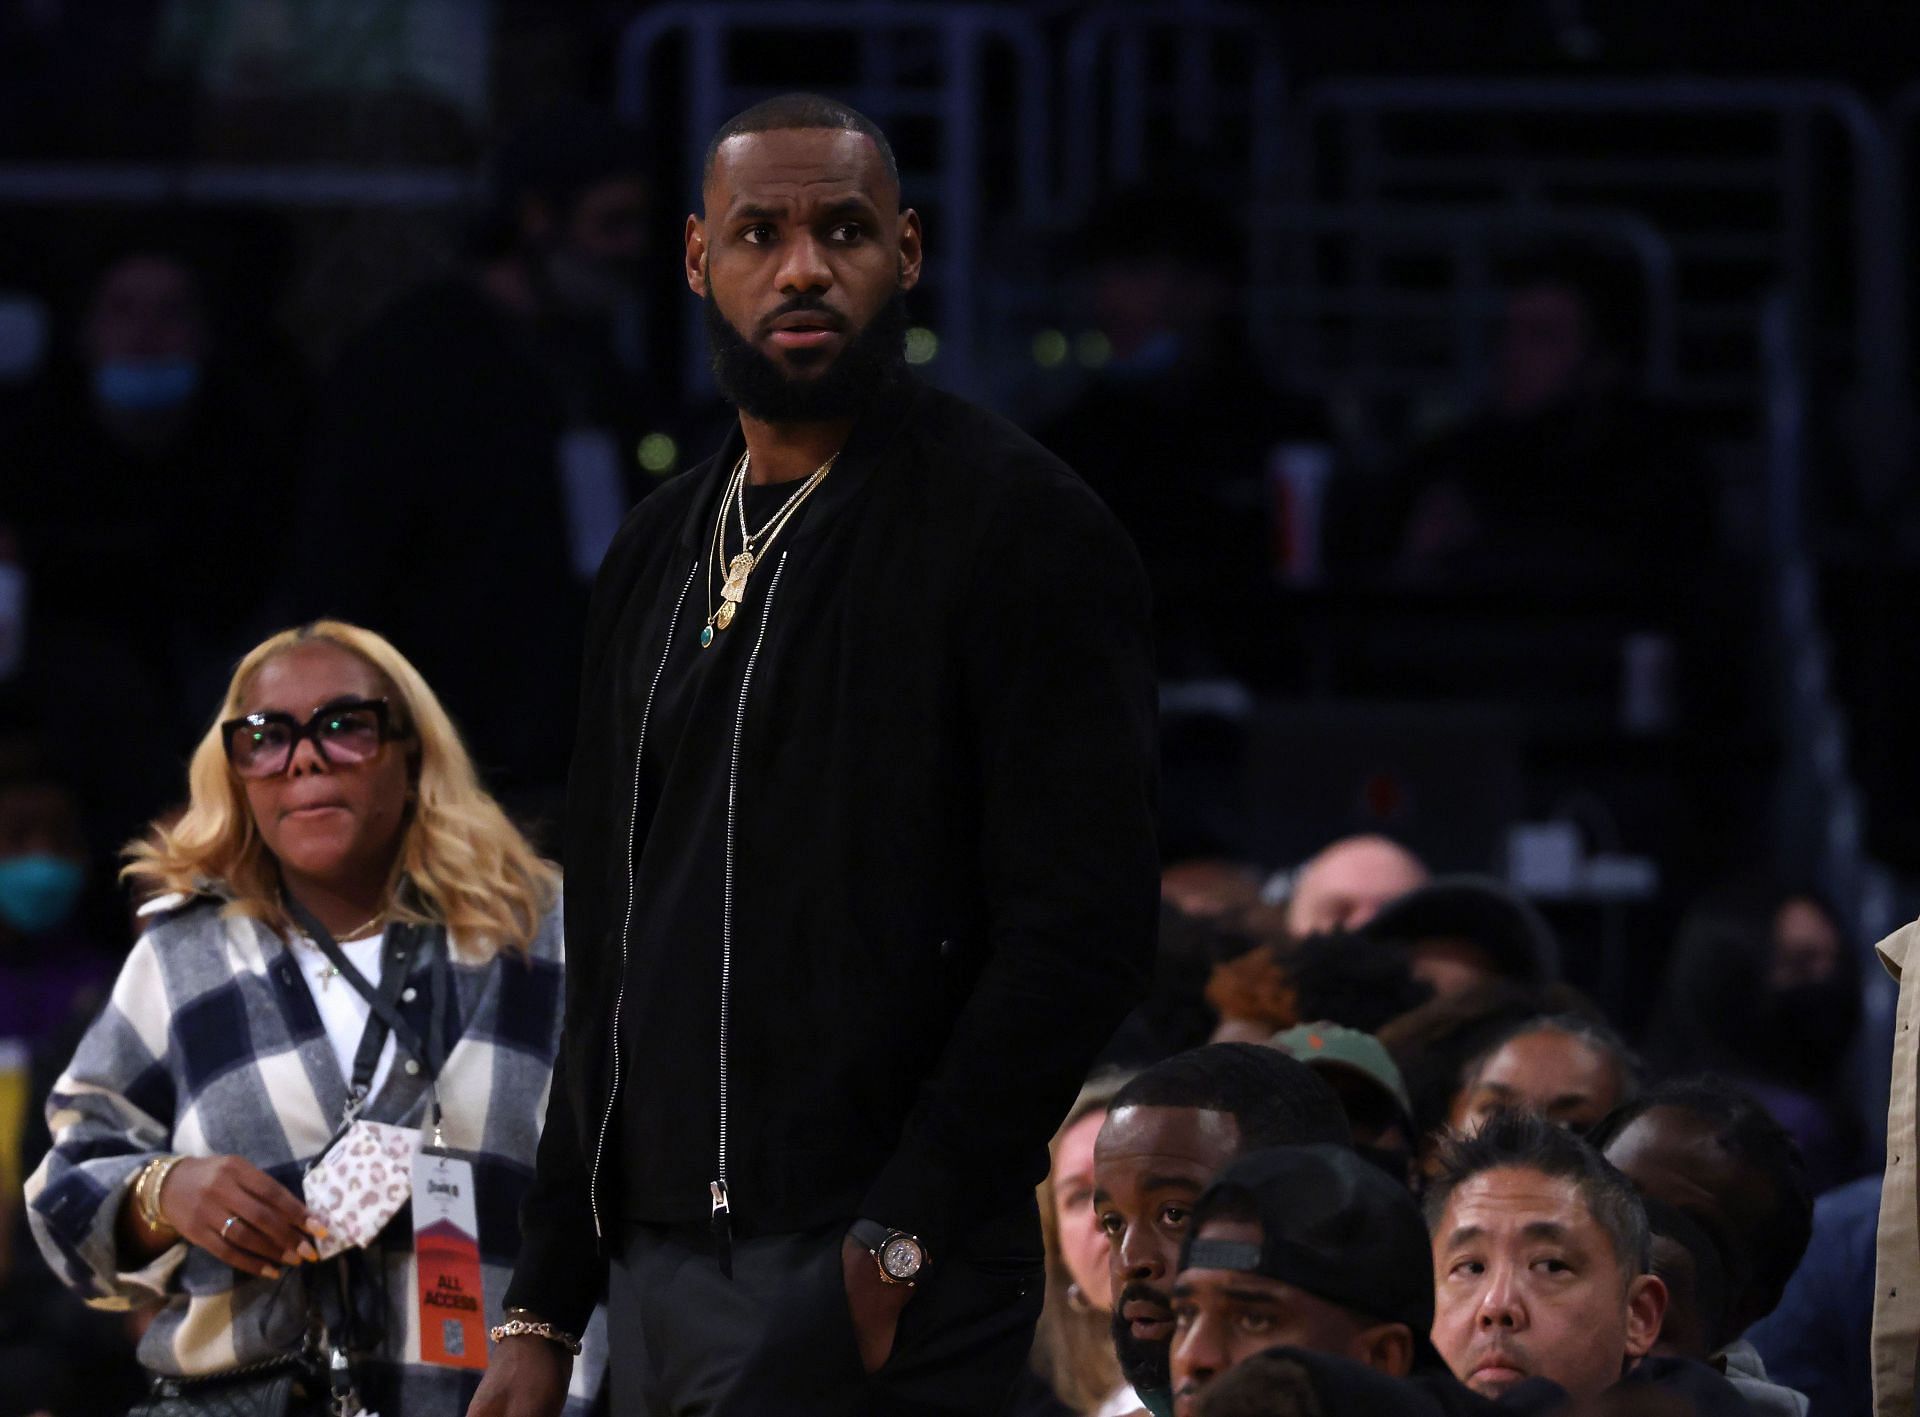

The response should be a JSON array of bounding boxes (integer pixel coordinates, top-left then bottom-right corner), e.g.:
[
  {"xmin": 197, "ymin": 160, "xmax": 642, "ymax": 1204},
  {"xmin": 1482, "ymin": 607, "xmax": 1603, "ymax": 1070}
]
[{"xmin": 504, "ymin": 376, "xmax": 1159, "ymax": 1331}]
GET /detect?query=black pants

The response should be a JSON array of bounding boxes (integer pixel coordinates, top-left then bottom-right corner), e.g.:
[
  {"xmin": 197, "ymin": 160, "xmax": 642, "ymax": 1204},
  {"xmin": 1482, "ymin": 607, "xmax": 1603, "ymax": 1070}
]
[{"xmin": 608, "ymin": 1209, "xmax": 1044, "ymax": 1416}]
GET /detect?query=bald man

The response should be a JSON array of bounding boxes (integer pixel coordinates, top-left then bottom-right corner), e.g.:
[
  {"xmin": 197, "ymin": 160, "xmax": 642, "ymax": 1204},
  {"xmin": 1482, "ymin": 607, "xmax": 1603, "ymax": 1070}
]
[{"xmin": 1285, "ymin": 836, "xmax": 1427, "ymax": 938}]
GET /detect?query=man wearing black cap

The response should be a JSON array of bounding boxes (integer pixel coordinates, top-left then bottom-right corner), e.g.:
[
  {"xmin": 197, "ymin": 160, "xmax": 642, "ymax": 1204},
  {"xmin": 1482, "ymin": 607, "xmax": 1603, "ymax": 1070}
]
[
  {"xmin": 1168, "ymin": 1145, "xmax": 1446, "ymax": 1417},
  {"xmin": 1095, "ymin": 1046, "xmax": 1350, "ymax": 1417}
]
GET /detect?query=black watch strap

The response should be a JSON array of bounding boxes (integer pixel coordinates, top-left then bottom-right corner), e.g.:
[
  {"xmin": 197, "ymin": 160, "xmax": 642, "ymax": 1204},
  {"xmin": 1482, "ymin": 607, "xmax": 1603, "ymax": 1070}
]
[{"xmin": 848, "ymin": 1219, "xmax": 891, "ymax": 1252}]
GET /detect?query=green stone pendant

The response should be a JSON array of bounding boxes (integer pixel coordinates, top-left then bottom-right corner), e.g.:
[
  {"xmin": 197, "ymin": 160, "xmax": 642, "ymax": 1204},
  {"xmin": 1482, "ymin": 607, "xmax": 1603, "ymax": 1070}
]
[{"xmin": 699, "ymin": 626, "xmax": 714, "ymax": 648}]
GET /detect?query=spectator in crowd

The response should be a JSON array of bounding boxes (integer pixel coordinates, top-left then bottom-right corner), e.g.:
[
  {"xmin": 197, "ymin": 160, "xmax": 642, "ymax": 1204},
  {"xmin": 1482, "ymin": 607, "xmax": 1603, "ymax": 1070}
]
[
  {"xmin": 1361, "ymin": 877, "xmax": 1561, "ymax": 998},
  {"xmin": 1201, "ymin": 1344, "xmax": 1756, "ymax": 1416},
  {"xmin": 1648, "ymin": 885, "xmax": 1864, "ymax": 1190},
  {"xmin": 0, "ymin": 734, "xmax": 117, "ymax": 1050},
  {"xmin": 1168, "ymin": 1145, "xmax": 1446, "ymax": 1416},
  {"xmin": 1103, "ymin": 906, "xmax": 1248, "ymax": 1068},
  {"xmin": 0, "ymin": 731, "xmax": 134, "ymax": 1414},
  {"xmin": 1035, "ymin": 182, "xmax": 1329, "ymax": 679},
  {"xmin": 1378, "ymin": 981, "xmax": 1589, "ymax": 1172},
  {"xmin": 291, "ymin": 105, "xmax": 683, "ymax": 824},
  {"xmin": 1162, "ymin": 861, "xmax": 1264, "ymax": 925},
  {"xmin": 1283, "ymin": 836, "xmax": 1428, "ymax": 938},
  {"xmin": 1425, "ymin": 1112, "xmax": 1666, "ymax": 1404},
  {"xmin": 1449, "ymin": 1015, "xmax": 1639, "ymax": 1137},
  {"xmin": 1027, "ymin": 1072, "xmax": 1139, "ymax": 1417},
  {"xmin": 1094, "ymin": 1045, "xmax": 1350, "ymax": 1417},
  {"xmin": 1386, "ymin": 241, "xmax": 1712, "ymax": 592},
  {"xmin": 1632, "ymin": 1197, "xmax": 1733, "ymax": 1364},
  {"xmin": 1206, "ymin": 931, "xmax": 1432, "ymax": 1044},
  {"xmin": 1592, "ymin": 1078, "xmax": 1814, "ymax": 1416},
  {"xmin": 1271, "ymin": 1023, "xmax": 1420, "ymax": 1189},
  {"xmin": 24, "ymin": 621, "xmax": 605, "ymax": 1414},
  {"xmin": 1187, "ymin": 1345, "xmax": 1507, "ymax": 1417},
  {"xmin": 1745, "ymin": 1173, "xmax": 1878, "ymax": 1417},
  {"xmin": 3, "ymin": 235, "xmax": 303, "ymax": 853}
]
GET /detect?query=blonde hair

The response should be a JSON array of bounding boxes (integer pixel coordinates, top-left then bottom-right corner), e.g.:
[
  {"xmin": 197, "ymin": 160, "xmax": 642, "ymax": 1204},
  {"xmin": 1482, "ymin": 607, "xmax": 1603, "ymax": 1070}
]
[
  {"xmin": 124, "ymin": 621, "xmax": 557, "ymax": 957},
  {"xmin": 1030, "ymin": 1069, "xmax": 1137, "ymax": 1413}
]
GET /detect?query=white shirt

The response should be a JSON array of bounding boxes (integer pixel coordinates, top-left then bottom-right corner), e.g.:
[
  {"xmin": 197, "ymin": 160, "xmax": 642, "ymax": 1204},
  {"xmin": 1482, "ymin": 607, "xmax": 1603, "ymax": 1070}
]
[{"xmin": 294, "ymin": 931, "xmax": 398, "ymax": 1101}]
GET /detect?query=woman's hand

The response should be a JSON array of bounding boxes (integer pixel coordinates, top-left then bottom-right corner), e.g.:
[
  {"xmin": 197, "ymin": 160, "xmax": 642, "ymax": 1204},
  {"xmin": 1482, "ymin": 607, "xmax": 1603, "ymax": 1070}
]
[{"xmin": 158, "ymin": 1156, "xmax": 327, "ymax": 1279}]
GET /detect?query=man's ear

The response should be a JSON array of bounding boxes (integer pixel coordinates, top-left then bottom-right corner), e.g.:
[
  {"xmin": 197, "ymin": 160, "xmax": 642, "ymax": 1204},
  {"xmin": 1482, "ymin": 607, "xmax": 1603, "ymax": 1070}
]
[
  {"xmin": 685, "ymin": 215, "xmax": 707, "ymax": 297},
  {"xmin": 897, "ymin": 207, "xmax": 923, "ymax": 293},
  {"xmin": 1625, "ymin": 1273, "xmax": 1668, "ymax": 1361},
  {"xmin": 1353, "ymin": 1323, "xmax": 1415, "ymax": 1379}
]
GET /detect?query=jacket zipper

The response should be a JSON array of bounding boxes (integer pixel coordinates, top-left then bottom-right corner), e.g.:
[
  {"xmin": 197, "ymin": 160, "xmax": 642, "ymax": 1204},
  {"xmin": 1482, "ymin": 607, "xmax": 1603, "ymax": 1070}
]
[
  {"xmin": 591, "ymin": 559, "xmax": 699, "ymax": 1240},
  {"xmin": 711, "ymin": 549, "xmax": 788, "ymax": 1276}
]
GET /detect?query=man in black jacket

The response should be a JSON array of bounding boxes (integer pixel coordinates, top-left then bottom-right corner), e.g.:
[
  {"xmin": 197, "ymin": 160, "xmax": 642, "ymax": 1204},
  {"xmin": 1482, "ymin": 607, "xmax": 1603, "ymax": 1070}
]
[{"xmin": 471, "ymin": 93, "xmax": 1159, "ymax": 1416}]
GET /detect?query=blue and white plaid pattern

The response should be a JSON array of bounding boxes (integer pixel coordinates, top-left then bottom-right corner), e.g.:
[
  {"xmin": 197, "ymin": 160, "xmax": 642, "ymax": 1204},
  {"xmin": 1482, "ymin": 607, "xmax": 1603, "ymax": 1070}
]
[{"xmin": 25, "ymin": 894, "xmax": 606, "ymax": 1415}]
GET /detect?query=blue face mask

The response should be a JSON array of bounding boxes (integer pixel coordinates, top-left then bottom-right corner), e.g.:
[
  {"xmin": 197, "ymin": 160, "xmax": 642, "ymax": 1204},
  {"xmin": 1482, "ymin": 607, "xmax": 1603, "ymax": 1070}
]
[
  {"xmin": 0, "ymin": 853, "xmax": 85, "ymax": 934},
  {"xmin": 93, "ymin": 358, "xmax": 200, "ymax": 414}
]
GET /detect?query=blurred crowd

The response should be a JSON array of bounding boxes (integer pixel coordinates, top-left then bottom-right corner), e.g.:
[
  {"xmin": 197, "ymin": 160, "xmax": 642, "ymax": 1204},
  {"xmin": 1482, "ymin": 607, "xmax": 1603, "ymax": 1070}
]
[
  {"xmin": 0, "ymin": 86, "xmax": 1883, "ymax": 1417},
  {"xmin": 1006, "ymin": 844, "xmax": 1870, "ymax": 1416}
]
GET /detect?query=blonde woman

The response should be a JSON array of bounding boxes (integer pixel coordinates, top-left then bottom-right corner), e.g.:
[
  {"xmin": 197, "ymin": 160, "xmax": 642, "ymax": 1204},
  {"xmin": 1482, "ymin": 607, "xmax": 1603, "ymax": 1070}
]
[
  {"xmin": 1029, "ymin": 1072, "xmax": 1138, "ymax": 1416},
  {"xmin": 25, "ymin": 622, "xmax": 603, "ymax": 1415}
]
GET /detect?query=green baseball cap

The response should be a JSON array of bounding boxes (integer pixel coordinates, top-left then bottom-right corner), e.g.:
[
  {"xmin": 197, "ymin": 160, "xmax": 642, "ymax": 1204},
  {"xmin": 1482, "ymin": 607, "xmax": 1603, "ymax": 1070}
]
[{"xmin": 1270, "ymin": 1021, "xmax": 1413, "ymax": 1121}]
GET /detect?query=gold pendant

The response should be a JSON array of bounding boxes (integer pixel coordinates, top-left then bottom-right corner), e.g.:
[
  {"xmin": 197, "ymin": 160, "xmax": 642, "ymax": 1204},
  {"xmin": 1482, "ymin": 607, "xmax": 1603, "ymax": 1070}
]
[
  {"xmin": 714, "ymin": 600, "xmax": 737, "ymax": 630},
  {"xmin": 721, "ymin": 552, "xmax": 754, "ymax": 604}
]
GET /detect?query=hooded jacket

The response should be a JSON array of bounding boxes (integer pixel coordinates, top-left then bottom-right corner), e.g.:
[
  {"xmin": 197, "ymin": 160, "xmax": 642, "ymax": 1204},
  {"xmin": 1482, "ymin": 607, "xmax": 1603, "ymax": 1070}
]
[{"xmin": 504, "ymin": 376, "xmax": 1160, "ymax": 1330}]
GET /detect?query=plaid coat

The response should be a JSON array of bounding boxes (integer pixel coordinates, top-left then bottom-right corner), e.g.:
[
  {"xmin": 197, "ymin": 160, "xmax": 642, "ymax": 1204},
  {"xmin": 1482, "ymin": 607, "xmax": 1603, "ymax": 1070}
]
[{"xmin": 24, "ymin": 892, "xmax": 606, "ymax": 1415}]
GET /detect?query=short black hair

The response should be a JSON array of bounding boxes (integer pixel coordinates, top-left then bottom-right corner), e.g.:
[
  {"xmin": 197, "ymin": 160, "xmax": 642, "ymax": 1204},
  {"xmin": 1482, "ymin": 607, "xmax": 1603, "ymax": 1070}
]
[
  {"xmin": 1108, "ymin": 1043, "xmax": 1350, "ymax": 1151},
  {"xmin": 1424, "ymin": 1109, "xmax": 1651, "ymax": 1277},
  {"xmin": 1282, "ymin": 932, "xmax": 1434, "ymax": 1034},
  {"xmin": 1464, "ymin": 1012, "xmax": 1642, "ymax": 1112},
  {"xmin": 702, "ymin": 92, "xmax": 900, "ymax": 196},
  {"xmin": 1588, "ymin": 1075, "xmax": 1812, "ymax": 1321}
]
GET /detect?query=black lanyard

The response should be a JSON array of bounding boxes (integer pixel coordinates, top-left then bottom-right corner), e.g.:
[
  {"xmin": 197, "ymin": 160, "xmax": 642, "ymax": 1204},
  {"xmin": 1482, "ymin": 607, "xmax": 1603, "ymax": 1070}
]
[{"xmin": 285, "ymin": 896, "xmax": 448, "ymax": 1132}]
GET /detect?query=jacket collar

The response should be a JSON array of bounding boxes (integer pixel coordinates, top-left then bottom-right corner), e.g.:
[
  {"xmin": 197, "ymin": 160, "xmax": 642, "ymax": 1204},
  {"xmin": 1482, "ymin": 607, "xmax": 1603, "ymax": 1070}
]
[
  {"xmin": 673, "ymin": 372, "xmax": 928, "ymax": 553},
  {"xmin": 1879, "ymin": 919, "xmax": 1919, "ymax": 982}
]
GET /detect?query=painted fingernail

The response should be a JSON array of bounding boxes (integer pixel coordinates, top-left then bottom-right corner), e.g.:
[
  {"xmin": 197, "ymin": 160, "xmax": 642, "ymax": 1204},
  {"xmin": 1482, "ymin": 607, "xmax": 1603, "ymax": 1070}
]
[
  {"xmin": 262, "ymin": 1266, "xmax": 282, "ymax": 1280},
  {"xmin": 281, "ymin": 1249, "xmax": 300, "ymax": 1266},
  {"xmin": 298, "ymin": 1242, "xmax": 320, "ymax": 1262},
  {"xmin": 305, "ymin": 1221, "xmax": 330, "ymax": 1238}
]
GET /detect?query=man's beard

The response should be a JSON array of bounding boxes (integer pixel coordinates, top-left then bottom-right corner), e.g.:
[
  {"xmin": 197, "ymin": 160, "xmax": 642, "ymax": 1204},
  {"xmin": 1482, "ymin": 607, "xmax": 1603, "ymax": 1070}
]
[
  {"xmin": 1110, "ymin": 1282, "xmax": 1173, "ymax": 1394},
  {"xmin": 703, "ymin": 285, "xmax": 909, "ymax": 422}
]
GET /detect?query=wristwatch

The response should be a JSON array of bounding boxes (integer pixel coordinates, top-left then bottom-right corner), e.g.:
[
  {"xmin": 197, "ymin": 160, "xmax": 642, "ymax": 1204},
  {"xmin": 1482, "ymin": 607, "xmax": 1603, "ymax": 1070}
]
[{"xmin": 849, "ymin": 1218, "xmax": 929, "ymax": 1286}]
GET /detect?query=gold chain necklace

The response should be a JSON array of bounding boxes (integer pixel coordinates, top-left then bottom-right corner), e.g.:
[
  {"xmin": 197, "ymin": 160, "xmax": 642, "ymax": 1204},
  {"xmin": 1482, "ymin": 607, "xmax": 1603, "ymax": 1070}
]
[
  {"xmin": 303, "ymin": 909, "xmax": 386, "ymax": 991},
  {"xmin": 701, "ymin": 450, "xmax": 836, "ymax": 648}
]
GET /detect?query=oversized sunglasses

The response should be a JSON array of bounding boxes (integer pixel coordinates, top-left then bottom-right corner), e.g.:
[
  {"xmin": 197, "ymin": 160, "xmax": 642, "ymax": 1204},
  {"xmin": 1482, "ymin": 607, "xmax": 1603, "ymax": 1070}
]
[{"xmin": 220, "ymin": 698, "xmax": 406, "ymax": 779}]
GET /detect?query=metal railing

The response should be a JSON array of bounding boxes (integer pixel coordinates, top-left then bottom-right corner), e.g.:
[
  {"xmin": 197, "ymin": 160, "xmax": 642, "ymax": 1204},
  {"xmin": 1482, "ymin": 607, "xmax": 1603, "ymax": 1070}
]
[
  {"xmin": 1240, "ymin": 201, "xmax": 1679, "ymax": 411},
  {"xmin": 614, "ymin": 1, "xmax": 1052, "ymax": 399},
  {"xmin": 0, "ymin": 163, "xmax": 475, "ymax": 206},
  {"xmin": 1293, "ymin": 78, "xmax": 1906, "ymax": 486},
  {"xmin": 1058, "ymin": 1, "xmax": 1286, "ymax": 219}
]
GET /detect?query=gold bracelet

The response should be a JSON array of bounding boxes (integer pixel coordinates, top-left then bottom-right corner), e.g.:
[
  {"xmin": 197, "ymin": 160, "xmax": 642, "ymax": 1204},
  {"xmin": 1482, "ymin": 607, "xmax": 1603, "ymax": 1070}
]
[
  {"xmin": 489, "ymin": 1311, "xmax": 582, "ymax": 1356},
  {"xmin": 135, "ymin": 1155, "xmax": 185, "ymax": 1234}
]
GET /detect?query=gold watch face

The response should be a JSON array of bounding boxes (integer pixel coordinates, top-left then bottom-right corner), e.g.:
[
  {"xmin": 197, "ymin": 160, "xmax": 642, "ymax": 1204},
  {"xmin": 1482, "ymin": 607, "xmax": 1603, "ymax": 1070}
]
[{"xmin": 880, "ymin": 1235, "xmax": 924, "ymax": 1281}]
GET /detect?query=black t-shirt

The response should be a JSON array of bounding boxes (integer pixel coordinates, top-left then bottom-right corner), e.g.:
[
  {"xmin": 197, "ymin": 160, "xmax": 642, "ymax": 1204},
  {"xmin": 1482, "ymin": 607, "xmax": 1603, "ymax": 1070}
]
[{"xmin": 617, "ymin": 469, "xmax": 820, "ymax": 1224}]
